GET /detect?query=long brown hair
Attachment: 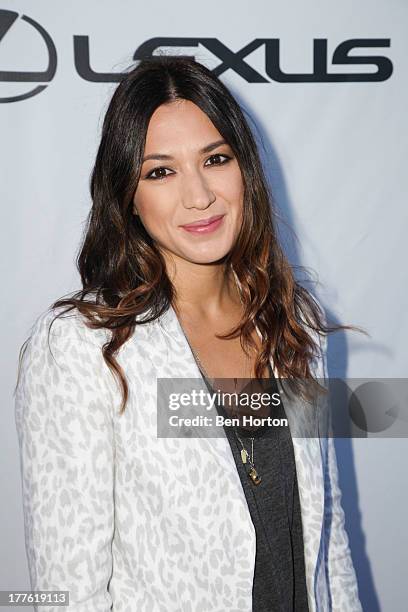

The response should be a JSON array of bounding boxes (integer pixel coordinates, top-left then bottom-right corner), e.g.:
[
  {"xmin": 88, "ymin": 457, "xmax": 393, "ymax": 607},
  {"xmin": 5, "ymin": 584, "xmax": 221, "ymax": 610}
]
[{"xmin": 16, "ymin": 56, "xmax": 367, "ymax": 414}]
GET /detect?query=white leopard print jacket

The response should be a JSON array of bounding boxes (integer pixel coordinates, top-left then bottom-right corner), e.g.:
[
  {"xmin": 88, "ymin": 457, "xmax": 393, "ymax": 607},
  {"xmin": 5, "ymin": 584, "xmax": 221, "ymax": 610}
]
[{"xmin": 15, "ymin": 301, "xmax": 362, "ymax": 612}]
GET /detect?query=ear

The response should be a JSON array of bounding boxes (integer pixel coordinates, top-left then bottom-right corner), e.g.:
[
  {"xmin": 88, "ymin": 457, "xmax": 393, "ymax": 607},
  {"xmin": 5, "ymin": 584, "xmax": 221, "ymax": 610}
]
[{"xmin": 133, "ymin": 204, "xmax": 139, "ymax": 216}]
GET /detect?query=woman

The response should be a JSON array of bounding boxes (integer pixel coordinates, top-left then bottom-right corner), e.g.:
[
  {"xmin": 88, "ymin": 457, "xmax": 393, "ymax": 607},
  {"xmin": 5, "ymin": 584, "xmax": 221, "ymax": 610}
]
[{"xmin": 15, "ymin": 56, "xmax": 363, "ymax": 611}]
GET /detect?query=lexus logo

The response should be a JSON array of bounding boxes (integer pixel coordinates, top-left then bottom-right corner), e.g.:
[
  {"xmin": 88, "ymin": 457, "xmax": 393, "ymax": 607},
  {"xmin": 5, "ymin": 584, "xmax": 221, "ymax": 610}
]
[
  {"xmin": 0, "ymin": 9, "xmax": 394, "ymax": 104},
  {"xmin": 0, "ymin": 10, "xmax": 57, "ymax": 103}
]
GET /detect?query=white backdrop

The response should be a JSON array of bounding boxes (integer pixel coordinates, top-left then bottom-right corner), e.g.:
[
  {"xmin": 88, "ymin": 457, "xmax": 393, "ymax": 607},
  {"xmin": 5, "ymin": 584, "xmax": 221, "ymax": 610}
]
[{"xmin": 2, "ymin": 1, "xmax": 407, "ymax": 610}]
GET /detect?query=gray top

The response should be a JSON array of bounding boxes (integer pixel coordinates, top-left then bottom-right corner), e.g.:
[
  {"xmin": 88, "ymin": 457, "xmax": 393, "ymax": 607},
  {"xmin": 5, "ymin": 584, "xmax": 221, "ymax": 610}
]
[{"xmin": 199, "ymin": 365, "xmax": 309, "ymax": 612}]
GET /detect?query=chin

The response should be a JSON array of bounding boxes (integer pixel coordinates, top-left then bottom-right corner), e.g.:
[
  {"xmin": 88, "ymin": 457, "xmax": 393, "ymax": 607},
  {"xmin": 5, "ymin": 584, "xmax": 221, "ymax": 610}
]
[{"xmin": 178, "ymin": 245, "xmax": 232, "ymax": 265}]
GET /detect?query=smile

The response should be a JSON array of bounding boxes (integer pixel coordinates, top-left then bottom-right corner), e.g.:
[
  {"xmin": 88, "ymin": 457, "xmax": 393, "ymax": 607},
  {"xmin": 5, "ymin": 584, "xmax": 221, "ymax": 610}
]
[{"xmin": 180, "ymin": 214, "xmax": 225, "ymax": 234}]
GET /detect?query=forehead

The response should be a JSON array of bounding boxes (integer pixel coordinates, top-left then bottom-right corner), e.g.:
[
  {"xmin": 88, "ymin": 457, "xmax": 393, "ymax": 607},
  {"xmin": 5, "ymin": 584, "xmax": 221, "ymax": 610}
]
[{"xmin": 144, "ymin": 99, "xmax": 222, "ymax": 152}]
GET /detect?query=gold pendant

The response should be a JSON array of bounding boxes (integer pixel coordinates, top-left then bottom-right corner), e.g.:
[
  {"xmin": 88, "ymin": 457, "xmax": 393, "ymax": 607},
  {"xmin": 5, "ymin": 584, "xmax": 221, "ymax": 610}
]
[
  {"xmin": 249, "ymin": 467, "xmax": 262, "ymax": 485},
  {"xmin": 241, "ymin": 449, "xmax": 248, "ymax": 464}
]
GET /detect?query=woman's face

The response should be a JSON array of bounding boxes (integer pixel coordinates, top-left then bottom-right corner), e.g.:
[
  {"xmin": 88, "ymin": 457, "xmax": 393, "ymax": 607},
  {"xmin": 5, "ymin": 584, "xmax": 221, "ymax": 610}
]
[{"xmin": 133, "ymin": 99, "xmax": 244, "ymax": 266}]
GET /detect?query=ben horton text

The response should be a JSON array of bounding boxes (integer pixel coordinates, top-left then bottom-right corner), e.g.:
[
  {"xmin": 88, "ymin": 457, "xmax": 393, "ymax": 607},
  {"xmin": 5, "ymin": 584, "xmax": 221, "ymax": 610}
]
[{"xmin": 168, "ymin": 414, "xmax": 289, "ymax": 428}]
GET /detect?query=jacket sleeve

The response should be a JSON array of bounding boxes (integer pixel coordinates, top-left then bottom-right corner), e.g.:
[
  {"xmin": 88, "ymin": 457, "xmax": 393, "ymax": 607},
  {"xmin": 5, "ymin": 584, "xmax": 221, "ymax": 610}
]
[
  {"xmin": 14, "ymin": 309, "xmax": 117, "ymax": 611},
  {"xmin": 317, "ymin": 326, "xmax": 363, "ymax": 611}
]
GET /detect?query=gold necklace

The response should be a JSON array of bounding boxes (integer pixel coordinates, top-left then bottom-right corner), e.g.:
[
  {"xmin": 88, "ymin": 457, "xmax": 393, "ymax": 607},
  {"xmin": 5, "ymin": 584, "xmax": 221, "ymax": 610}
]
[{"xmin": 179, "ymin": 320, "xmax": 262, "ymax": 487}]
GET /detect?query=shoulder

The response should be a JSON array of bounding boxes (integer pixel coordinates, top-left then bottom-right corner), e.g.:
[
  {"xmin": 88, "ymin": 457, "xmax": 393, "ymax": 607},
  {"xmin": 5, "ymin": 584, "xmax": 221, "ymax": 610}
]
[
  {"xmin": 16, "ymin": 305, "xmax": 119, "ymax": 410},
  {"xmin": 18, "ymin": 305, "xmax": 113, "ymax": 386},
  {"xmin": 28, "ymin": 304, "xmax": 111, "ymax": 352}
]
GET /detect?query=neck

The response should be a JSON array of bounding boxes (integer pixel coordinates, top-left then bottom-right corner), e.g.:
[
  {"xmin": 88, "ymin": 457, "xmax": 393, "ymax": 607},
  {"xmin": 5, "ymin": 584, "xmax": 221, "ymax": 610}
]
[{"xmin": 163, "ymin": 251, "xmax": 242, "ymax": 319}]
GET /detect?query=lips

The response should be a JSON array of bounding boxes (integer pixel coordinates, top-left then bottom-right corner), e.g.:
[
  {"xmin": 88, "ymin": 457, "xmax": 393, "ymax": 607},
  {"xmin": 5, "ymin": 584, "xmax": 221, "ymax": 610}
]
[{"xmin": 180, "ymin": 214, "xmax": 225, "ymax": 229}]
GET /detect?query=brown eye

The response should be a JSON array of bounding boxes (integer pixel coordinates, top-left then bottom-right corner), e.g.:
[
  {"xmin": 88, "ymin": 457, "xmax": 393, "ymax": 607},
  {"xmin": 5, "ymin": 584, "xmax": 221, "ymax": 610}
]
[
  {"xmin": 146, "ymin": 167, "xmax": 173, "ymax": 180},
  {"xmin": 205, "ymin": 153, "xmax": 231, "ymax": 166}
]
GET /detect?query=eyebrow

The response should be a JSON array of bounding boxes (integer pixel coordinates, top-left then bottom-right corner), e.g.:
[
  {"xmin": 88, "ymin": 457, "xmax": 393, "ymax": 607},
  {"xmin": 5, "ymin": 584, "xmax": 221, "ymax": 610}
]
[{"xmin": 142, "ymin": 139, "xmax": 228, "ymax": 163}]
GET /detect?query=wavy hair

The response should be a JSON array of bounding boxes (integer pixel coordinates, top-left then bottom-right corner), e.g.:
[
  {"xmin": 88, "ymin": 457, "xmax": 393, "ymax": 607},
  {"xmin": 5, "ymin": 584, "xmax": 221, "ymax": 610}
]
[{"xmin": 16, "ymin": 55, "xmax": 366, "ymax": 414}]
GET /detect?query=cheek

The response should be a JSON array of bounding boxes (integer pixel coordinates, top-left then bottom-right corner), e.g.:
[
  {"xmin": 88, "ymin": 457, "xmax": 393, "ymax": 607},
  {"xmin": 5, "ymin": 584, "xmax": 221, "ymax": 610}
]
[
  {"xmin": 225, "ymin": 175, "xmax": 245, "ymax": 221},
  {"xmin": 134, "ymin": 187, "xmax": 160, "ymax": 222},
  {"xmin": 133, "ymin": 188, "xmax": 175, "ymax": 241},
  {"xmin": 221, "ymin": 167, "xmax": 244, "ymax": 206}
]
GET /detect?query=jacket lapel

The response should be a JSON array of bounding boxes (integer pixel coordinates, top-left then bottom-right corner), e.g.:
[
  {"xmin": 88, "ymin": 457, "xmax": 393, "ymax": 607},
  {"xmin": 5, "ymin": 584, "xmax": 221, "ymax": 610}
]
[
  {"xmin": 153, "ymin": 303, "xmax": 264, "ymax": 488},
  {"xmin": 274, "ymin": 377, "xmax": 324, "ymax": 612},
  {"xmin": 255, "ymin": 321, "xmax": 324, "ymax": 611}
]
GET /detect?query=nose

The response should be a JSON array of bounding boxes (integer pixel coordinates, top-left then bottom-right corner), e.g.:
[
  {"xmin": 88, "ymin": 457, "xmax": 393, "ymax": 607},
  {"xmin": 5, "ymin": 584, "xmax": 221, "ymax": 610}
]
[{"xmin": 180, "ymin": 168, "xmax": 216, "ymax": 210}]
